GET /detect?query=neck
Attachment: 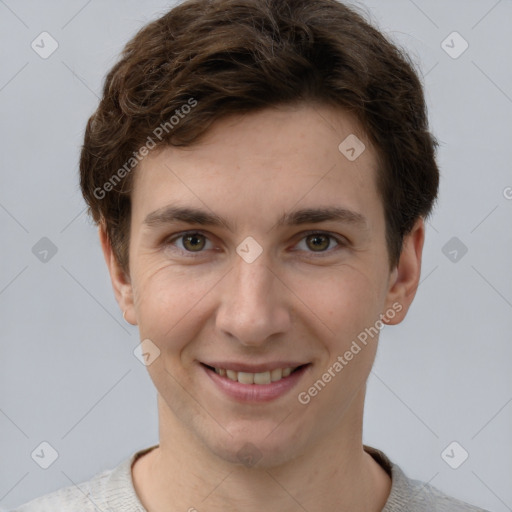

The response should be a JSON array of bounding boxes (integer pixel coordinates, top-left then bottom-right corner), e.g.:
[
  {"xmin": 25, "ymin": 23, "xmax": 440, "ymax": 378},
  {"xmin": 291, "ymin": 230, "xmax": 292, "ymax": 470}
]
[{"xmin": 132, "ymin": 389, "xmax": 391, "ymax": 512}]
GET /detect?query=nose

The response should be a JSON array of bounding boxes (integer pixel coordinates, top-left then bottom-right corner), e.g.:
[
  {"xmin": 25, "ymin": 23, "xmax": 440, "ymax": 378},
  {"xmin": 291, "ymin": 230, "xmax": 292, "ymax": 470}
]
[{"xmin": 215, "ymin": 253, "xmax": 291, "ymax": 347}]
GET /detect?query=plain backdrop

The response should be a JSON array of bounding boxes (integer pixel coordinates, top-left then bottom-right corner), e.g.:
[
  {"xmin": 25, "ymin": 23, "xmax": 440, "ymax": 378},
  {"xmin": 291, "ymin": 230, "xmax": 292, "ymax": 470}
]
[{"xmin": 1, "ymin": 0, "xmax": 511, "ymax": 510}]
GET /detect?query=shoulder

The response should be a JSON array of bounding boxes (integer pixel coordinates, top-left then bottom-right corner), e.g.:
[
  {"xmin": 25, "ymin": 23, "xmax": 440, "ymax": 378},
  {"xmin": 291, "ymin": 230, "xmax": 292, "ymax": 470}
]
[
  {"xmin": 12, "ymin": 467, "xmax": 113, "ymax": 511},
  {"xmin": 12, "ymin": 446, "xmax": 156, "ymax": 512},
  {"xmin": 12, "ymin": 462, "xmax": 122, "ymax": 512},
  {"xmin": 390, "ymin": 470, "xmax": 492, "ymax": 512},
  {"xmin": 383, "ymin": 458, "xmax": 490, "ymax": 510},
  {"xmin": 364, "ymin": 445, "xmax": 491, "ymax": 512}
]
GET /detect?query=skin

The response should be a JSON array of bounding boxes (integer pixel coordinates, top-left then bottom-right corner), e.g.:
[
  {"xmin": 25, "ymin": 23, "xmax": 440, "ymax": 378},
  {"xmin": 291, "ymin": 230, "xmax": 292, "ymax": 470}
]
[{"xmin": 100, "ymin": 103, "xmax": 425, "ymax": 512}]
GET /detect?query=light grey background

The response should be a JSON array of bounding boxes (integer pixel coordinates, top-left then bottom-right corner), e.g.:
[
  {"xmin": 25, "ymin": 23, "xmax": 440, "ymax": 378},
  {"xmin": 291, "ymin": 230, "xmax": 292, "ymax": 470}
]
[{"xmin": 1, "ymin": 0, "xmax": 511, "ymax": 510}]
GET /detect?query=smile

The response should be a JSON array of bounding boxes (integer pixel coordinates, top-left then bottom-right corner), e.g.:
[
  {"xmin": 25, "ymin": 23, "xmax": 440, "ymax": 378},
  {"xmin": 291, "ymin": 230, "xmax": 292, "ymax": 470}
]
[
  {"xmin": 206, "ymin": 365, "xmax": 304, "ymax": 385},
  {"xmin": 201, "ymin": 362, "xmax": 311, "ymax": 402}
]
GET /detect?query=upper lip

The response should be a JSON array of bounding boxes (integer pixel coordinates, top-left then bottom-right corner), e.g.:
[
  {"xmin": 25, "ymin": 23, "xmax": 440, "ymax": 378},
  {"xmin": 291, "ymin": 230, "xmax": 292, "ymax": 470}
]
[{"xmin": 201, "ymin": 361, "xmax": 310, "ymax": 373}]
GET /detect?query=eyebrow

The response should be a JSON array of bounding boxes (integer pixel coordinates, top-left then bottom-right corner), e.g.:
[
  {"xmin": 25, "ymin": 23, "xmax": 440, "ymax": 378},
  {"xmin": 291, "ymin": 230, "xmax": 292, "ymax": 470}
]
[{"xmin": 143, "ymin": 205, "xmax": 369, "ymax": 232}]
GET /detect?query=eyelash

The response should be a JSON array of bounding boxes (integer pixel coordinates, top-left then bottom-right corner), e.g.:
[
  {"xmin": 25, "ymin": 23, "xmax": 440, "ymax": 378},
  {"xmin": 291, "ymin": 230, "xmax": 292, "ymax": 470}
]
[{"xmin": 164, "ymin": 230, "xmax": 347, "ymax": 258}]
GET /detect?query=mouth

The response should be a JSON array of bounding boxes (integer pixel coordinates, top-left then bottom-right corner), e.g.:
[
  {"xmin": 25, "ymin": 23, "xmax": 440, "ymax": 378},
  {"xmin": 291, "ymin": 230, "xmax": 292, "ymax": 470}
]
[
  {"xmin": 201, "ymin": 363, "xmax": 309, "ymax": 385},
  {"xmin": 200, "ymin": 362, "xmax": 311, "ymax": 403}
]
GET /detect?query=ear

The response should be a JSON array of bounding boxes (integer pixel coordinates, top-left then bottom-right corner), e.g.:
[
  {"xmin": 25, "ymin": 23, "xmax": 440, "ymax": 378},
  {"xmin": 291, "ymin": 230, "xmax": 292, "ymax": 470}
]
[
  {"xmin": 98, "ymin": 222, "xmax": 137, "ymax": 325},
  {"xmin": 382, "ymin": 217, "xmax": 425, "ymax": 325}
]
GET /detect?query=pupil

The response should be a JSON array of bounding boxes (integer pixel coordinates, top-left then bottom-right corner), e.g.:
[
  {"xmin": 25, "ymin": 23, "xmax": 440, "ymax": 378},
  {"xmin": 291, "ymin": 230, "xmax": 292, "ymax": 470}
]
[
  {"xmin": 185, "ymin": 234, "xmax": 204, "ymax": 251},
  {"xmin": 309, "ymin": 234, "xmax": 328, "ymax": 251}
]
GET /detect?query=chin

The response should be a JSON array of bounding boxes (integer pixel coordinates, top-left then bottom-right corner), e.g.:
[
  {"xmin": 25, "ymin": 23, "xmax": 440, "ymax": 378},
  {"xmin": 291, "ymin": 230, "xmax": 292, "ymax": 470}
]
[{"xmin": 202, "ymin": 421, "xmax": 307, "ymax": 469}]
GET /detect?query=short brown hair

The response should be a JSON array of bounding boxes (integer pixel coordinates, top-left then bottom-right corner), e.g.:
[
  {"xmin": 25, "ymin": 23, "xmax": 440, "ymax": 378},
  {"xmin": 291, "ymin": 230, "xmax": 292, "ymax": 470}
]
[{"xmin": 80, "ymin": 0, "xmax": 440, "ymax": 273}]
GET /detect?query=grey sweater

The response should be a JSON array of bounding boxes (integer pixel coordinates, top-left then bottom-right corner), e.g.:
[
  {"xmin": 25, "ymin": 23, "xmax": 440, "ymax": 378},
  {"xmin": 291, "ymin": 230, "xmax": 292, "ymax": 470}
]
[{"xmin": 13, "ymin": 445, "xmax": 490, "ymax": 511}]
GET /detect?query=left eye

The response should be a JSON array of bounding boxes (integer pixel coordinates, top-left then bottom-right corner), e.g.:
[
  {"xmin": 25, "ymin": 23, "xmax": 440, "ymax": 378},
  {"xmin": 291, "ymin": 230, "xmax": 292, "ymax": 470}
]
[
  {"xmin": 165, "ymin": 231, "xmax": 344, "ymax": 256},
  {"xmin": 294, "ymin": 232, "xmax": 343, "ymax": 253}
]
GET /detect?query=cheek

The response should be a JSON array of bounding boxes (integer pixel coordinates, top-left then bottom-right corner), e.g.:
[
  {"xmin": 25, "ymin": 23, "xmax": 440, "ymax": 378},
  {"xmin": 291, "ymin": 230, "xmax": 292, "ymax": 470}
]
[
  {"xmin": 132, "ymin": 260, "xmax": 222, "ymax": 351},
  {"xmin": 294, "ymin": 263, "xmax": 385, "ymax": 348},
  {"xmin": 295, "ymin": 267, "xmax": 384, "ymax": 416}
]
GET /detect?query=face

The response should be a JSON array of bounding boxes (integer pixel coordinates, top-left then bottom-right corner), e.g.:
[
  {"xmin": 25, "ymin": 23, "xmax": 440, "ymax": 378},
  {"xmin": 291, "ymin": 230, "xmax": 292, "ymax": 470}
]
[{"xmin": 103, "ymin": 103, "xmax": 423, "ymax": 468}]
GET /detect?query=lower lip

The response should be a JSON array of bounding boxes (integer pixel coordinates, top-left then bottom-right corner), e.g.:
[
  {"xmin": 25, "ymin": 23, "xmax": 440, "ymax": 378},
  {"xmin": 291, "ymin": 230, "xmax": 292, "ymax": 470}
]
[{"xmin": 202, "ymin": 364, "xmax": 310, "ymax": 403}]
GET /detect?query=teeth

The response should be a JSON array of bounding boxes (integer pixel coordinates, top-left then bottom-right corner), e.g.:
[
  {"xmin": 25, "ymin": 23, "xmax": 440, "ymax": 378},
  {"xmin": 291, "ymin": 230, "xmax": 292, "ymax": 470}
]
[
  {"xmin": 214, "ymin": 366, "xmax": 299, "ymax": 384},
  {"xmin": 237, "ymin": 372, "xmax": 254, "ymax": 385},
  {"xmin": 271, "ymin": 368, "xmax": 283, "ymax": 382},
  {"xmin": 254, "ymin": 371, "xmax": 271, "ymax": 385}
]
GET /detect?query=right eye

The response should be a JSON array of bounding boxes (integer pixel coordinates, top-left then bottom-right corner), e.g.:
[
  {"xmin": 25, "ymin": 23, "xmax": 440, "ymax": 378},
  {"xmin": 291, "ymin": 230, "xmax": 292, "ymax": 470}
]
[{"xmin": 164, "ymin": 230, "xmax": 215, "ymax": 257}]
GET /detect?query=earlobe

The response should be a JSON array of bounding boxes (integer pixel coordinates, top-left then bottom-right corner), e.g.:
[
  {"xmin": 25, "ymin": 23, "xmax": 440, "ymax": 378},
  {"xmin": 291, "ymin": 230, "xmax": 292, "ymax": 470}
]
[
  {"xmin": 98, "ymin": 223, "xmax": 137, "ymax": 325},
  {"xmin": 382, "ymin": 217, "xmax": 425, "ymax": 325}
]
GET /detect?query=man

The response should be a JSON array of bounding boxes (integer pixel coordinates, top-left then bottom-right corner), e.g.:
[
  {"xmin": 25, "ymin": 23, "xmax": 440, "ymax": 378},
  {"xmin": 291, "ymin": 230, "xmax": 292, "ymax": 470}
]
[{"xmin": 15, "ymin": 0, "xmax": 490, "ymax": 510}]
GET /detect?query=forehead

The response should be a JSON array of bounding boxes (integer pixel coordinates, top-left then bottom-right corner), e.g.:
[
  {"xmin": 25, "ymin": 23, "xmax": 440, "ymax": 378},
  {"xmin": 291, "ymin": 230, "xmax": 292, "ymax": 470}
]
[{"xmin": 131, "ymin": 104, "xmax": 383, "ymax": 231}]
